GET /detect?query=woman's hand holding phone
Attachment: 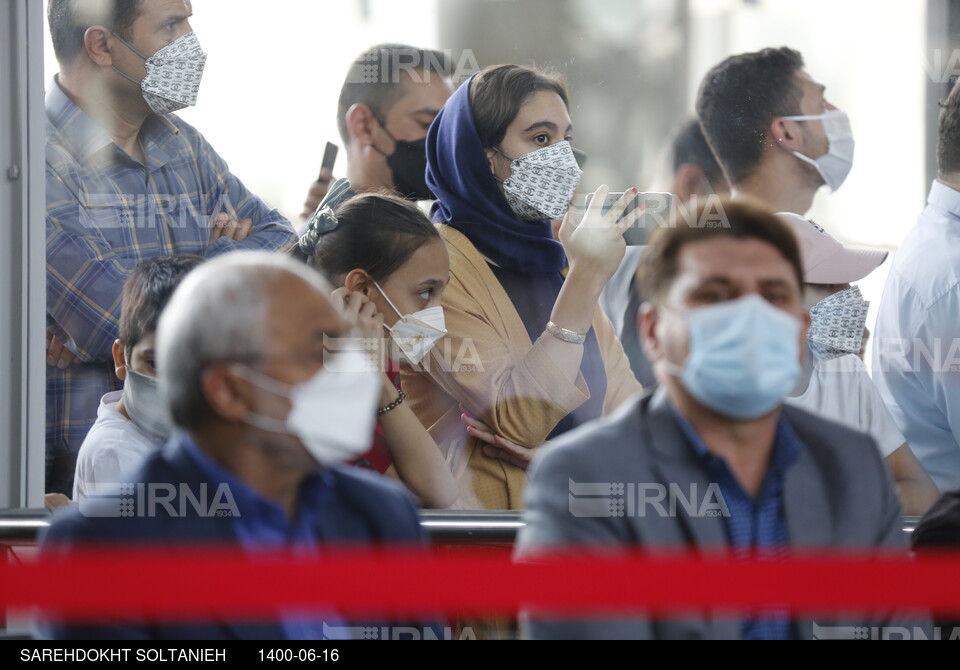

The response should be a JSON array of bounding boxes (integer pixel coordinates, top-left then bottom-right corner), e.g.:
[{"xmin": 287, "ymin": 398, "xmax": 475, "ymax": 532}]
[{"xmin": 559, "ymin": 185, "xmax": 641, "ymax": 288}]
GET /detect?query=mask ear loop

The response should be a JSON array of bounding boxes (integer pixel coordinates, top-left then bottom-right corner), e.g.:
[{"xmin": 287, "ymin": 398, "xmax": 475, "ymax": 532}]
[
  {"xmin": 111, "ymin": 32, "xmax": 150, "ymax": 60},
  {"xmin": 371, "ymin": 110, "xmax": 400, "ymax": 145},
  {"xmin": 110, "ymin": 32, "xmax": 150, "ymax": 86},
  {"xmin": 781, "ymin": 113, "xmax": 830, "ymax": 122},
  {"xmin": 777, "ymin": 115, "xmax": 825, "ymax": 167},
  {"xmin": 371, "ymin": 280, "xmax": 405, "ymax": 324},
  {"xmin": 649, "ymin": 304, "xmax": 688, "ymax": 380},
  {"xmin": 230, "ymin": 364, "xmax": 295, "ymax": 398},
  {"xmin": 490, "ymin": 147, "xmax": 518, "ymax": 187},
  {"xmin": 369, "ymin": 110, "xmax": 406, "ymax": 165},
  {"xmin": 371, "ymin": 280, "xmax": 438, "ymax": 370}
]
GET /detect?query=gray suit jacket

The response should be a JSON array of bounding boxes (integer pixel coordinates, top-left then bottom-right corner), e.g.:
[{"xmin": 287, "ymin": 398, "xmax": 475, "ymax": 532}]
[{"xmin": 515, "ymin": 389, "xmax": 923, "ymax": 640}]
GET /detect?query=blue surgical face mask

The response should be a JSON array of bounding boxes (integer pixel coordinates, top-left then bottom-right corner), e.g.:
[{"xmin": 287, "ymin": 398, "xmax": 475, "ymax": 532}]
[{"xmin": 660, "ymin": 294, "xmax": 802, "ymax": 420}]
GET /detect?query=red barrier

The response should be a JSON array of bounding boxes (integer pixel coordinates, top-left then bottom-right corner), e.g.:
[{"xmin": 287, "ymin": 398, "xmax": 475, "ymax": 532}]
[{"xmin": 3, "ymin": 546, "xmax": 960, "ymax": 621}]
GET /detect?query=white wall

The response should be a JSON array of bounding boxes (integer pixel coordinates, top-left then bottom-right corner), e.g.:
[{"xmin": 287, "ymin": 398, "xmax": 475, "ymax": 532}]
[{"xmin": 43, "ymin": 0, "xmax": 441, "ymax": 221}]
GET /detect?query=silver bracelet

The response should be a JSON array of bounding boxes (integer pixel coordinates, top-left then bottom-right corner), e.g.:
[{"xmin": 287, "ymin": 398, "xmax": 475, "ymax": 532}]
[{"xmin": 546, "ymin": 321, "xmax": 587, "ymax": 345}]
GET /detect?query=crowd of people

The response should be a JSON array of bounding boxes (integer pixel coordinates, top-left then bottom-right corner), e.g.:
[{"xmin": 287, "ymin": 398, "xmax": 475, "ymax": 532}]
[{"xmin": 36, "ymin": 0, "xmax": 960, "ymax": 640}]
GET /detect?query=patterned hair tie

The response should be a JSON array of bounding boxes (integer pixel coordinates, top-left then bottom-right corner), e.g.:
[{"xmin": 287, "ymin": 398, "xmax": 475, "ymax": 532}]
[{"xmin": 299, "ymin": 178, "xmax": 353, "ymax": 255}]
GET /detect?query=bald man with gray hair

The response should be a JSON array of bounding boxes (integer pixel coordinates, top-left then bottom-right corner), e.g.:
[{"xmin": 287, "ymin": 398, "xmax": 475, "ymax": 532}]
[{"xmin": 39, "ymin": 252, "xmax": 430, "ymax": 641}]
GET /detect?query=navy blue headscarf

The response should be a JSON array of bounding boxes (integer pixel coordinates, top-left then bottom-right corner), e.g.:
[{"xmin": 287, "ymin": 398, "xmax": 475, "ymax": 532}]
[{"xmin": 425, "ymin": 75, "xmax": 567, "ymax": 274}]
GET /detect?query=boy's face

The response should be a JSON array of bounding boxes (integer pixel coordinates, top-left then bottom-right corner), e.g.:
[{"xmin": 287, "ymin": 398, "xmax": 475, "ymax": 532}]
[{"xmin": 112, "ymin": 333, "xmax": 157, "ymax": 381}]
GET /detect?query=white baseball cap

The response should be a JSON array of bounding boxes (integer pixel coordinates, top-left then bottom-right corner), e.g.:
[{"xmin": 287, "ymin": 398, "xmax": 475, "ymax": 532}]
[{"xmin": 777, "ymin": 212, "xmax": 888, "ymax": 284}]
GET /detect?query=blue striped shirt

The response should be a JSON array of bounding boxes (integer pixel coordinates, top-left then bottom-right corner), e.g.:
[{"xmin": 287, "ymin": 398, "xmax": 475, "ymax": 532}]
[
  {"xmin": 180, "ymin": 436, "xmax": 343, "ymax": 641},
  {"xmin": 45, "ymin": 77, "xmax": 297, "ymax": 494},
  {"xmin": 672, "ymin": 407, "xmax": 803, "ymax": 640}
]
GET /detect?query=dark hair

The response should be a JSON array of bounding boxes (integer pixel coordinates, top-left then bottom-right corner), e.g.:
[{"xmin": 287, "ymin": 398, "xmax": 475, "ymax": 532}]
[
  {"xmin": 695, "ymin": 47, "xmax": 806, "ymax": 186},
  {"xmin": 671, "ymin": 119, "xmax": 726, "ymax": 188},
  {"xmin": 48, "ymin": 0, "xmax": 143, "ymax": 66},
  {"xmin": 120, "ymin": 254, "xmax": 203, "ymax": 353},
  {"xmin": 938, "ymin": 78, "xmax": 960, "ymax": 175},
  {"xmin": 337, "ymin": 44, "xmax": 452, "ymax": 146},
  {"xmin": 469, "ymin": 64, "xmax": 570, "ymax": 149},
  {"xmin": 295, "ymin": 192, "xmax": 441, "ymax": 285},
  {"xmin": 637, "ymin": 198, "xmax": 804, "ymax": 305}
]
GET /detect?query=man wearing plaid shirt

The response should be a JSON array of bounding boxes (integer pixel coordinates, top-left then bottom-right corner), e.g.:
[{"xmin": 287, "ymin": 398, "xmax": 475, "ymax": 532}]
[{"xmin": 45, "ymin": 0, "xmax": 297, "ymax": 495}]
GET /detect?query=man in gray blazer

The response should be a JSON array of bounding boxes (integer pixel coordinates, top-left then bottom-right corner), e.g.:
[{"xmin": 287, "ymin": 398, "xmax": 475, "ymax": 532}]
[{"xmin": 515, "ymin": 200, "xmax": 920, "ymax": 640}]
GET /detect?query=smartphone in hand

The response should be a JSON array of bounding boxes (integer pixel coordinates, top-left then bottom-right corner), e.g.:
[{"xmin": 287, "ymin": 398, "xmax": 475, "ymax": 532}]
[
  {"xmin": 575, "ymin": 192, "xmax": 673, "ymax": 246},
  {"xmin": 318, "ymin": 142, "xmax": 339, "ymax": 181}
]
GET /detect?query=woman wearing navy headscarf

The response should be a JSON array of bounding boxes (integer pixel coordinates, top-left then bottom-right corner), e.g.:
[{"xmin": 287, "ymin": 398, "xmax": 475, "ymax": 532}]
[{"xmin": 401, "ymin": 64, "xmax": 643, "ymax": 510}]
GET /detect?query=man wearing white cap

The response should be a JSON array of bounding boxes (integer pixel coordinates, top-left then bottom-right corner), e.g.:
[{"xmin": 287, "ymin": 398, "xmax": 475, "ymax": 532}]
[
  {"xmin": 874, "ymin": 79, "xmax": 960, "ymax": 493},
  {"xmin": 779, "ymin": 213, "xmax": 940, "ymax": 516}
]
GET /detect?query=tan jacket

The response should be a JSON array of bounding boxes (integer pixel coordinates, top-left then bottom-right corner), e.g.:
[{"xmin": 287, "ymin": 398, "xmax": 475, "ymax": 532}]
[{"xmin": 402, "ymin": 225, "xmax": 643, "ymax": 510}]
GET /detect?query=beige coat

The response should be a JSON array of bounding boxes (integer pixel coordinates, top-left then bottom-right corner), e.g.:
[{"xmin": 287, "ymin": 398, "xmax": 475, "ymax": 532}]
[{"xmin": 402, "ymin": 225, "xmax": 643, "ymax": 510}]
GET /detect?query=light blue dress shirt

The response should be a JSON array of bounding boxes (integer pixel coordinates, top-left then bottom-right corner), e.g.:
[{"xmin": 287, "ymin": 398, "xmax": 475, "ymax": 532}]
[{"xmin": 873, "ymin": 180, "xmax": 960, "ymax": 490}]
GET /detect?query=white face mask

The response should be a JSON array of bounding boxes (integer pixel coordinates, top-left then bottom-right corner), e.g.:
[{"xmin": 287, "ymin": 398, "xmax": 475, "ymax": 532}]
[
  {"xmin": 373, "ymin": 281, "xmax": 447, "ymax": 365},
  {"xmin": 122, "ymin": 368, "xmax": 172, "ymax": 443},
  {"xmin": 807, "ymin": 285, "xmax": 870, "ymax": 360},
  {"xmin": 495, "ymin": 140, "xmax": 583, "ymax": 220},
  {"xmin": 233, "ymin": 350, "xmax": 380, "ymax": 467},
  {"xmin": 781, "ymin": 110, "xmax": 855, "ymax": 192},
  {"xmin": 112, "ymin": 32, "xmax": 207, "ymax": 115}
]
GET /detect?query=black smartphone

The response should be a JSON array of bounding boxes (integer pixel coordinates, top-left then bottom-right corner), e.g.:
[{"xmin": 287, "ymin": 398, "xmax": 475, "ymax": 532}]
[
  {"xmin": 318, "ymin": 142, "xmax": 338, "ymax": 181},
  {"xmin": 575, "ymin": 192, "xmax": 673, "ymax": 246}
]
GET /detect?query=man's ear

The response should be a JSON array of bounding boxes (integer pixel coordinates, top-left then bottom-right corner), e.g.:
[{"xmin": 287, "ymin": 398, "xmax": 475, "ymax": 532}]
[
  {"xmin": 344, "ymin": 269, "xmax": 372, "ymax": 296},
  {"xmin": 84, "ymin": 26, "xmax": 116, "ymax": 68},
  {"xmin": 673, "ymin": 163, "xmax": 706, "ymax": 203},
  {"xmin": 770, "ymin": 116, "xmax": 804, "ymax": 153},
  {"xmin": 639, "ymin": 302, "xmax": 662, "ymax": 364},
  {"xmin": 112, "ymin": 340, "xmax": 127, "ymax": 381},
  {"xmin": 201, "ymin": 365, "xmax": 251, "ymax": 422},
  {"xmin": 346, "ymin": 104, "xmax": 377, "ymax": 148}
]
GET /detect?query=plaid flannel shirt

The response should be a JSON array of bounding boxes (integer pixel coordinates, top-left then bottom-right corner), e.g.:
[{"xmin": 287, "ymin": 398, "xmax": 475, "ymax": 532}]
[{"xmin": 45, "ymin": 78, "xmax": 297, "ymax": 494}]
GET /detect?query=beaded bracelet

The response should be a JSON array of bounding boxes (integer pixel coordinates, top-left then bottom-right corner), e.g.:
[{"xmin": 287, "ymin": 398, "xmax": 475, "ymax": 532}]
[{"xmin": 377, "ymin": 389, "xmax": 407, "ymax": 416}]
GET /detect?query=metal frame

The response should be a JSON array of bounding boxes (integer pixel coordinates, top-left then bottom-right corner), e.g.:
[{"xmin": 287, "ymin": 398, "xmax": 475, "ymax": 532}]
[
  {"xmin": 0, "ymin": 0, "xmax": 47, "ymax": 511},
  {"xmin": 0, "ymin": 511, "xmax": 925, "ymax": 636},
  {"xmin": 0, "ymin": 513, "xmax": 923, "ymax": 545},
  {"xmin": 926, "ymin": 0, "xmax": 960, "ymax": 187}
]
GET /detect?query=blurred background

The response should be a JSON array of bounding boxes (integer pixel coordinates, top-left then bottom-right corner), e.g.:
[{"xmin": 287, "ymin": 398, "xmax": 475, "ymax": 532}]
[{"xmin": 41, "ymin": 0, "xmax": 960, "ymax": 364}]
